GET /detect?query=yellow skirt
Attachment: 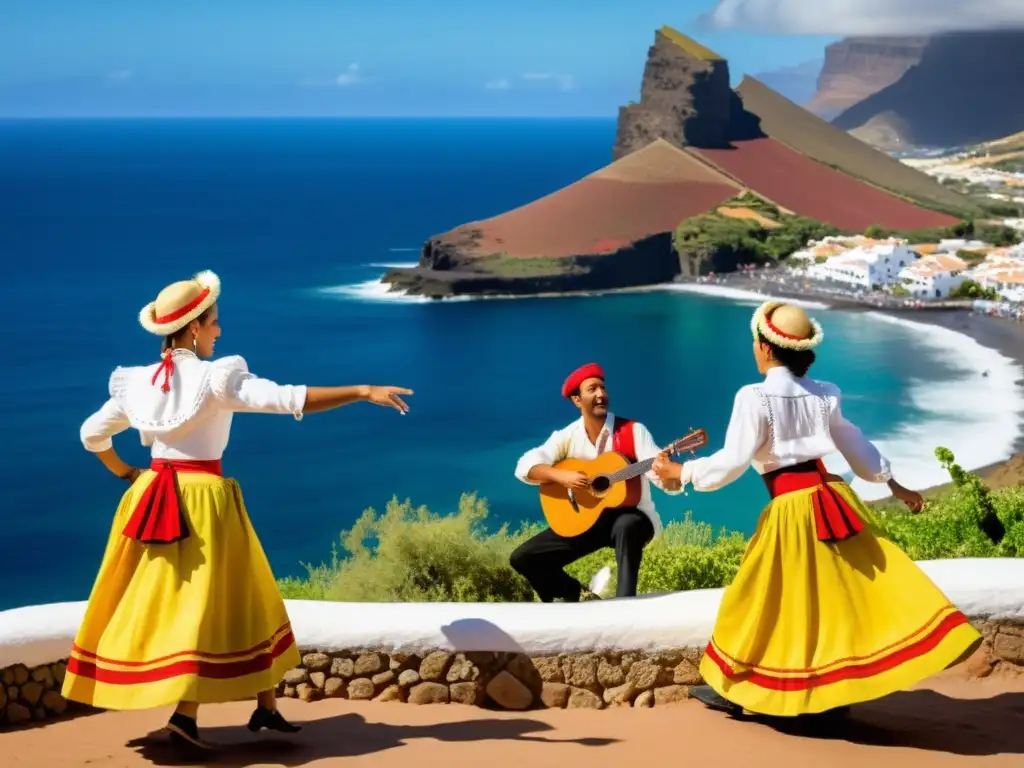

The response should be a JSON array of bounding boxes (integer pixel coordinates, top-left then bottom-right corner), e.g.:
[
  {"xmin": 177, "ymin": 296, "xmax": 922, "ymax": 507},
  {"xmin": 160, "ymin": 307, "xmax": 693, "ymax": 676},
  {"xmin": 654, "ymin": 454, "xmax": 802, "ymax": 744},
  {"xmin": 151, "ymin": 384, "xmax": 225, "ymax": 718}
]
[
  {"xmin": 61, "ymin": 470, "xmax": 300, "ymax": 710},
  {"xmin": 699, "ymin": 481, "xmax": 983, "ymax": 717}
]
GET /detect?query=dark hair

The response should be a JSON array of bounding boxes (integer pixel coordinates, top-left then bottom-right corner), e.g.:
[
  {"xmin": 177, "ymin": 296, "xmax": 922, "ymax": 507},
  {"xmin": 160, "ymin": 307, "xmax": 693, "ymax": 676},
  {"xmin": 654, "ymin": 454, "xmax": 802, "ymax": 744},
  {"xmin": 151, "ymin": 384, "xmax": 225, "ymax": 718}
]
[
  {"xmin": 161, "ymin": 306, "xmax": 214, "ymax": 353},
  {"xmin": 757, "ymin": 331, "xmax": 816, "ymax": 378}
]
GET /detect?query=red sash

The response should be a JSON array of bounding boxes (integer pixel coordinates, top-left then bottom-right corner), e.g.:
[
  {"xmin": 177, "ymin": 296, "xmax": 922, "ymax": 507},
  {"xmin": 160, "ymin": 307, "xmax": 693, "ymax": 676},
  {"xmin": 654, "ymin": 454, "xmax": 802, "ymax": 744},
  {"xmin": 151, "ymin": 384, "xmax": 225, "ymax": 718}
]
[
  {"xmin": 762, "ymin": 459, "xmax": 864, "ymax": 543},
  {"xmin": 121, "ymin": 459, "xmax": 223, "ymax": 544},
  {"xmin": 611, "ymin": 417, "xmax": 643, "ymax": 509}
]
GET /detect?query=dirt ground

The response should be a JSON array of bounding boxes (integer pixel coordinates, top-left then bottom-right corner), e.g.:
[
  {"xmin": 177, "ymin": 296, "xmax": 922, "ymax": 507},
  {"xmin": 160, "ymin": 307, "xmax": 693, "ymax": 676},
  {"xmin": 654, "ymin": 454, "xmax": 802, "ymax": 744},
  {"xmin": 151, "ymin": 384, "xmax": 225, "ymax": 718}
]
[{"xmin": 3, "ymin": 668, "xmax": 1023, "ymax": 768}]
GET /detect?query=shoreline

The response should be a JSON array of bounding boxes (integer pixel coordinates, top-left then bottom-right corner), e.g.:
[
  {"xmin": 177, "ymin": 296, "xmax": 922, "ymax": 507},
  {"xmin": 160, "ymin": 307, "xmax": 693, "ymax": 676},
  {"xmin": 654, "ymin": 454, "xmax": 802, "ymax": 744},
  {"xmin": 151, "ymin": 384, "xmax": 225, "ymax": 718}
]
[{"xmin": 670, "ymin": 276, "xmax": 1024, "ymax": 494}]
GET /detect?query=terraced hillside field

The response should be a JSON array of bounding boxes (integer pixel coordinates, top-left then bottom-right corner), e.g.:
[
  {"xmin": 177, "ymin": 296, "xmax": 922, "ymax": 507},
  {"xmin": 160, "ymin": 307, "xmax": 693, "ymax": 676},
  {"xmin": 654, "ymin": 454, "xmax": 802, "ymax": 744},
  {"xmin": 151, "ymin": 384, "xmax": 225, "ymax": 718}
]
[
  {"xmin": 734, "ymin": 76, "xmax": 975, "ymax": 215},
  {"xmin": 693, "ymin": 137, "xmax": 962, "ymax": 231}
]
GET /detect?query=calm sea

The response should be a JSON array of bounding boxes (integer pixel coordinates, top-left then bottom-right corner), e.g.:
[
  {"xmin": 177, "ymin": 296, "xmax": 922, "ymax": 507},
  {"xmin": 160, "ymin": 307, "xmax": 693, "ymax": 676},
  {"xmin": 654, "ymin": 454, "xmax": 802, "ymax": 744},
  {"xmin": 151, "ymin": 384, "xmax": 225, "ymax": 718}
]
[{"xmin": 0, "ymin": 118, "xmax": 1016, "ymax": 610}]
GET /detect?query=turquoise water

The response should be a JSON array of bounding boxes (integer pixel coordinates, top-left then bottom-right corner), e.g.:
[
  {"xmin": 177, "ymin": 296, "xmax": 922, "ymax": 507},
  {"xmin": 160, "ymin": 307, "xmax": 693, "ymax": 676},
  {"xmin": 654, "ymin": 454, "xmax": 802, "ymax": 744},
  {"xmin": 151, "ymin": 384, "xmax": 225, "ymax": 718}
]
[{"xmin": 0, "ymin": 118, "xmax": 1010, "ymax": 610}]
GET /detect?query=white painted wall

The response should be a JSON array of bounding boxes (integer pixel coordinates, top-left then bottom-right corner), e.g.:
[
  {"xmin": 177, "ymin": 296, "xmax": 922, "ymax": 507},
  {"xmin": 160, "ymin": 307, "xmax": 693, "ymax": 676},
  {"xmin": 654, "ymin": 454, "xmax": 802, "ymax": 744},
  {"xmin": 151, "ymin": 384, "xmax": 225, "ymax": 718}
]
[{"xmin": 1, "ymin": 559, "xmax": 1022, "ymax": 669}]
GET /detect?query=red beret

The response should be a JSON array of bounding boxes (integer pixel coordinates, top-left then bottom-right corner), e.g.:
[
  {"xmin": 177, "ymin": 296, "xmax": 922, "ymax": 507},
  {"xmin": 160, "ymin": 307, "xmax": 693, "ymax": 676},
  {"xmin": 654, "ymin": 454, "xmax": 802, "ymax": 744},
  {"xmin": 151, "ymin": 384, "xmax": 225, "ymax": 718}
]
[{"xmin": 562, "ymin": 363, "xmax": 605, "ymax": 398}]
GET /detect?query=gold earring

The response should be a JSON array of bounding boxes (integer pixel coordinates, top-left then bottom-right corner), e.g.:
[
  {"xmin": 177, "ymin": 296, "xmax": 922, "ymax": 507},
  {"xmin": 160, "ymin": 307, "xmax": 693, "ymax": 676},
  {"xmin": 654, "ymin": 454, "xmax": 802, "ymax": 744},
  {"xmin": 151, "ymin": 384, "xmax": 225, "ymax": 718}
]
[{"xmin": 192, "ymin": 336, "xmax": 198, "ymax": 353}]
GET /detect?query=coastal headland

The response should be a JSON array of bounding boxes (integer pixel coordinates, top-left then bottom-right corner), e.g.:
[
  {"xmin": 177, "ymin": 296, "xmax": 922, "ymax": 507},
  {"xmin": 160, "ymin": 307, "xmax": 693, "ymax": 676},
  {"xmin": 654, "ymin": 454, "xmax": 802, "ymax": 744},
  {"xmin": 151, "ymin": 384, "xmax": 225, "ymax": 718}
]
[{"xmin": 382, "ymin": 26, "xmax": 976, "ymax": 300}]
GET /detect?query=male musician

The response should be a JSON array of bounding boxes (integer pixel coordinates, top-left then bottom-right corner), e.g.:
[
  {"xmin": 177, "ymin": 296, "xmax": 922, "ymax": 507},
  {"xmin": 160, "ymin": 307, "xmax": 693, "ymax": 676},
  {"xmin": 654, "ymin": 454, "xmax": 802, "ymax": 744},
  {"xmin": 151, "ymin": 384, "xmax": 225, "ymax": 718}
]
[{"xmin": 510, "ymin": 363, "xmax": 683, "ymax": 602}]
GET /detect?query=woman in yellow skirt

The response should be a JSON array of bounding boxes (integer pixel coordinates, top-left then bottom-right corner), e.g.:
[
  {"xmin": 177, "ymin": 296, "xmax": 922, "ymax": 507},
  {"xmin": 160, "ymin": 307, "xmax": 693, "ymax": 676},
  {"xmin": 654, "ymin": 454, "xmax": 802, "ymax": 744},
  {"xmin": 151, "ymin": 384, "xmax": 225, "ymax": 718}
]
[
  {"xmin": 64, "ymin": 270, "xmax": 413, "ymax": 749},
  {"xmin": 652, "ymin": 300, "xmax": 982, "ymax": 719}
]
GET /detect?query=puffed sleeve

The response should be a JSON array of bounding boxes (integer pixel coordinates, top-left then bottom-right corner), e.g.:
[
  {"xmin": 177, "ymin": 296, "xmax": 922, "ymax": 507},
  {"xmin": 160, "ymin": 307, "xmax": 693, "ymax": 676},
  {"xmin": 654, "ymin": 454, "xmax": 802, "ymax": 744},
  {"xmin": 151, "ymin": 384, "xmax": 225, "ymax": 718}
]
[
  {"xmin": 681, "ymin": 386, "xmax": 768, "ymax": 492},
  {"xmin": 208, "ymin": 355, "xmax": 307, "ymax": 420},
  {"xmin": 514, "ymin": 427, "xmax": 571, "ymax": 485},
  {"xmin": 79, "ymin": 368, "xmax": 131, "ymax": 452},
  {"xmin": 825, "ymin": 384, "xmax": 892, "ymax": 483}
]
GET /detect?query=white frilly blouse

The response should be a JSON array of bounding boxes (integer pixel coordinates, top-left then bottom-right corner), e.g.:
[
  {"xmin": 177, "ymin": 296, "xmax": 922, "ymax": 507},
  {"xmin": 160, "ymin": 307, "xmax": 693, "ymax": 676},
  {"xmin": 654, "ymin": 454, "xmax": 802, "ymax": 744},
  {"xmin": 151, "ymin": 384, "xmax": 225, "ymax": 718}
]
[
  {"xmin": 80, "ymin": 349, "xmax": 307, "ymax": 461},
  {"xmin": 681, "ymin": 366, "xmax": 893, "ymax": 491}
]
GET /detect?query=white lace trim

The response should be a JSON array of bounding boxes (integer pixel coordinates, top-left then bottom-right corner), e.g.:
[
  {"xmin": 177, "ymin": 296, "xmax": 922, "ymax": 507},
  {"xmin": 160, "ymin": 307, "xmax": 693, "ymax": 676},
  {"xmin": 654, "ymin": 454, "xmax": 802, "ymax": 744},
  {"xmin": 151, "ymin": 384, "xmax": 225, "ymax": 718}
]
[
  {"xmin": 111, "ymin": 350, "xmax": 248, "ymax": 432},
  {"xmin": 753, "ymin": 386, "xmax": 774, "ymax": 455}
]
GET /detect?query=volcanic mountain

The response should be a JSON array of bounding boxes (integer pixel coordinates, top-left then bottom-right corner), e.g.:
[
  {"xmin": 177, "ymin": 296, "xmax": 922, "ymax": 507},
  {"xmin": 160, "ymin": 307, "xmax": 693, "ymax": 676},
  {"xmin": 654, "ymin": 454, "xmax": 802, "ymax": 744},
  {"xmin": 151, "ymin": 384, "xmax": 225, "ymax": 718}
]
[
  {"xmin": 832, "ymin": 31, "xmax": 1024, "ymax": 150},
  {"xmin": 384, "ymin": 26, "xmax": 972, "ymax": 298}
]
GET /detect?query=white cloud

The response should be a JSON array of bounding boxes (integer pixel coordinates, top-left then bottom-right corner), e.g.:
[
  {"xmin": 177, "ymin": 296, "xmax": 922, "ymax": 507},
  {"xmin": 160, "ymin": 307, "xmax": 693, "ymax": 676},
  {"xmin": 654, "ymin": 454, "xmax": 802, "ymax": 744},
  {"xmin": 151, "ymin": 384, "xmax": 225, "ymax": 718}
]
[
  {"xmin": 335, "ymin": 63, "xmax": 362, "ymax": 86},
  {"xmin": 702, "ymin": 0, "xmax": 1024, "ymax": 35},
  {"xmin": 106, "ymin": 70, "xmax": 132, "ymax": 82},
  {"xmin": 485, "ymin": 78, "xmax": 511, "ymax": 90},
  {"xmin": 521, "ymin": 72, "xmax": 575, "ymax": 91}
]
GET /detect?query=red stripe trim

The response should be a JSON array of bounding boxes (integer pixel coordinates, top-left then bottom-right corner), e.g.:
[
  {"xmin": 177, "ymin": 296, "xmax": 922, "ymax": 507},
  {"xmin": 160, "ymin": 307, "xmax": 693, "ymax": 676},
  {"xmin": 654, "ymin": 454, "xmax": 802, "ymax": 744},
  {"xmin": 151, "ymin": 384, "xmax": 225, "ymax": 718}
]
[
  {"xmin": 71, "ymin": 622, "xmax": 290, "ymax": 668},
  {"xmin": 704, "ymin": 611, "xmax": 969, "ymax": 692},
  {"xmin": 153, "ymin": 288, "xmax": 210, "ymax": 324},
  {"xmin": 763, "ymin": 313, "xmax": 806, "ymax": 341},
  {"xmin": 67, "ymin": 631, "xmax": 296, "ymax": 685}
]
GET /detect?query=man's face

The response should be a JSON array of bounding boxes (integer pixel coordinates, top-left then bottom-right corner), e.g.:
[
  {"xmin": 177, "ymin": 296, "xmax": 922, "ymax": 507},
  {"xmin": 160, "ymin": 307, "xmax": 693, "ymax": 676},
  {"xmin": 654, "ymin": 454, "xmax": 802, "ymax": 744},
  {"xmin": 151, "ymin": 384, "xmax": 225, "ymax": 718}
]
[{"xmin": 573, "ymin": 377, "xmax": 609, "ymax": 417}]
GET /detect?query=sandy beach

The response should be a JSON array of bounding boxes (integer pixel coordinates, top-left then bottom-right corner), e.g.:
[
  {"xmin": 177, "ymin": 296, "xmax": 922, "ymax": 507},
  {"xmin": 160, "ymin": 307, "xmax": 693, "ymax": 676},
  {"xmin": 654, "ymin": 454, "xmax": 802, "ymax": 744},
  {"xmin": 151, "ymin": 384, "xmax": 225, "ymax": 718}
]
[{"xmin": 3, "ymin": 666, "xmax": 1022, "ymax": 767}]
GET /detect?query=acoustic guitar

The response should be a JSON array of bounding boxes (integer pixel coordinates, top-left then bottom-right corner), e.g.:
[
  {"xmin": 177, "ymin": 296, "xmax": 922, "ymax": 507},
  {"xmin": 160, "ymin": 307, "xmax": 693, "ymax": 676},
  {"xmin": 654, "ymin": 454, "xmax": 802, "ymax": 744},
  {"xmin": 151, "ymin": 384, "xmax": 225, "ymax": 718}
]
[{"xmin": 539, "ymin": 428, "xmax": 708, "ymax": 538}]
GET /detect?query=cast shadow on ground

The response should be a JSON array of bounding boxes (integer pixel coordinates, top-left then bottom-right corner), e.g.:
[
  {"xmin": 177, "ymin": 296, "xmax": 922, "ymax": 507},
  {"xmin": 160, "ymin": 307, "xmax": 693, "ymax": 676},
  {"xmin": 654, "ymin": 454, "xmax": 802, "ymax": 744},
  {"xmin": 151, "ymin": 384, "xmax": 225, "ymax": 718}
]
[
  {"xmin": 748, "ymin": 689, "xmax": 1024, "ymax": 756},
  {"xmin": 126, "ymin": 711, "xmax": 618, "ymax": 767}
]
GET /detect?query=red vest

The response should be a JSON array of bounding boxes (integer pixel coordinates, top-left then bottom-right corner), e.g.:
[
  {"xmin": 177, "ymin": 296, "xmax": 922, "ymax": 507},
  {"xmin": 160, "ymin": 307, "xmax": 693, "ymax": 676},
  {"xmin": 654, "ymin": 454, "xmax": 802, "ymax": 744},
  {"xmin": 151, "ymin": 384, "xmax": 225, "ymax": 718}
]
[{"xmin": 611, "ymin": 416, "xmax": 642, "ymax": 509}]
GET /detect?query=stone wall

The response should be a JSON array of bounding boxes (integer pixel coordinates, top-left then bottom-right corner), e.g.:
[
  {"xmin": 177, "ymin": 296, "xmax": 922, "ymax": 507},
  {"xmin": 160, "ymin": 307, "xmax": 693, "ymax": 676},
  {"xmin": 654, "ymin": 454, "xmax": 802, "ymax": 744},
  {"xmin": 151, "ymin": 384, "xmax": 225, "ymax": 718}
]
[
  {"xmin": 3, "ymin": 620, "xmax": 1022, "ymax": 728},
  {"xmin": 1, "ymin": 659, "xmax": 93, "ymax": 727}
]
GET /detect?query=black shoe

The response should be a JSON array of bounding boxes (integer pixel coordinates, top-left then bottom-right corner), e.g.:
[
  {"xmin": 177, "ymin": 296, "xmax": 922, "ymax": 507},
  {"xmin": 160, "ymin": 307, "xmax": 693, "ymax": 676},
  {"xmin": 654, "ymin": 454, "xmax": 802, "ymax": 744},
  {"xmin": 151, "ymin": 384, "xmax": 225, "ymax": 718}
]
[
  {"xmin": 690, "ymin": 685, "xmax": 742, "ymax": 714},
  {"xmin": 165, "ymin": 712, "xmax": 214, "ymax": 750},
  {"xmin": 247, "ymin": 706, "xmax": 302, "ymax": 733}
]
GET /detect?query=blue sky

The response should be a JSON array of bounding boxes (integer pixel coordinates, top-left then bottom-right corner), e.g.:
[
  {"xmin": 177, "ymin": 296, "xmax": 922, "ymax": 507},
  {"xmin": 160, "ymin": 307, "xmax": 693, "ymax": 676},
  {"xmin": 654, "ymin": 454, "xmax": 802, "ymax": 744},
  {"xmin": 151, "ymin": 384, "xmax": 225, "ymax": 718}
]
[{"xmin": 0, "ymin": 0, "xmax": 838, "ymax": 117}]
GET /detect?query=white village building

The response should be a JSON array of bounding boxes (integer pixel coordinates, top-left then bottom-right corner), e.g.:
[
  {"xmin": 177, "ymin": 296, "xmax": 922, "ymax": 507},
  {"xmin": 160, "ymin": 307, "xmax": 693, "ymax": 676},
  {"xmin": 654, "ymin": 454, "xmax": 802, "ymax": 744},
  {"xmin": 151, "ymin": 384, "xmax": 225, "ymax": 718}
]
[
  {"xmin": 897, "ymin": 253, "xmax": 969, "ymax": 298},
  {"xmin": 805, "ymin": 238, "xmax": 916, "ymax": 290}
]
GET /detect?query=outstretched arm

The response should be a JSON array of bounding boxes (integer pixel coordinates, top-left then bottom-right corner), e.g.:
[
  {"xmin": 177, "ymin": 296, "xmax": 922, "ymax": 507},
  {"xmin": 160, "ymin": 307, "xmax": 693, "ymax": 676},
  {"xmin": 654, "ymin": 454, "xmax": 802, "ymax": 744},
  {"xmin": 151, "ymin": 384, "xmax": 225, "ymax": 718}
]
[
  {"xmin": 654, "ymin": 388, "xmax": 766, "ymax": 492},
  {"xmin": 304, "ymin": 385, "xmax": 411, "ymax": 414},
  {"xmin": 210, "ymin": 357, "xmax": 411, "ymax": 417}
]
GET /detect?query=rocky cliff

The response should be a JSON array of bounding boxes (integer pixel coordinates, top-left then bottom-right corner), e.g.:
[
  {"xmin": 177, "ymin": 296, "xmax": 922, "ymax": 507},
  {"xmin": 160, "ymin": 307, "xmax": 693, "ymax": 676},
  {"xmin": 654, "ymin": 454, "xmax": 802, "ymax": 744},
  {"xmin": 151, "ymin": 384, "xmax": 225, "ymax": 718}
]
[
  {"xmin": 833, "ymin": 31, "xmax": 1024, "ymax": 150},
  {"xmin": 612, "ymin": 26, "xmax": 733, "ymax": 159},
  {"xmin": 752, "ymin": 58, "xmax": 823, "ymax": 107},
  {"xmin": 807, "ymin": 36, "xmax": 927, "ymax": 121}
]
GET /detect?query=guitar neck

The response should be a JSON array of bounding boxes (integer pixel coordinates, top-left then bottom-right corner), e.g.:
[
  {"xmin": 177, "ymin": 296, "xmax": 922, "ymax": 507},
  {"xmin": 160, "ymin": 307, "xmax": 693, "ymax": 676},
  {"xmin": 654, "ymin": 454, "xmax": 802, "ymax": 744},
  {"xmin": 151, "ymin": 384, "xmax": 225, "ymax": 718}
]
[{"xmin": 605, "ymin": 455, "xmax": 658, "ymax": 485}]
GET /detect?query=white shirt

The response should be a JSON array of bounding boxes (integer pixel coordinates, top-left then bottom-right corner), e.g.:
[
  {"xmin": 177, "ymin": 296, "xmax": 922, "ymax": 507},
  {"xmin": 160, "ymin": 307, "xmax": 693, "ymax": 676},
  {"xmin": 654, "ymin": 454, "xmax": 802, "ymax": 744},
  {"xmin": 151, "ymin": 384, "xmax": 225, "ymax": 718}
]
[
  {"xmin": 514, "ymin": 412, "xmax": 683, "ymax": 537},
  {"xmin": 80, "ymin": 349, "xmax": 307, "ymax": 460},
  {"xmin": 682, "ymin": 366, "xmax": 892, "ymax": 492}
]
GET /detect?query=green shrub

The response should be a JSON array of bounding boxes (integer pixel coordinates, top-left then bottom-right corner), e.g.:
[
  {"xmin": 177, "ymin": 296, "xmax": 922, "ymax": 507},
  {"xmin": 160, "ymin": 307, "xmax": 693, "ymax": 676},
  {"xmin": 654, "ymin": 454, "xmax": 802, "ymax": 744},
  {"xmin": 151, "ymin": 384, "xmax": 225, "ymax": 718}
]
[{"xmin": 281, "ymin": 450, "xmax": 1024, "ymax": 602}]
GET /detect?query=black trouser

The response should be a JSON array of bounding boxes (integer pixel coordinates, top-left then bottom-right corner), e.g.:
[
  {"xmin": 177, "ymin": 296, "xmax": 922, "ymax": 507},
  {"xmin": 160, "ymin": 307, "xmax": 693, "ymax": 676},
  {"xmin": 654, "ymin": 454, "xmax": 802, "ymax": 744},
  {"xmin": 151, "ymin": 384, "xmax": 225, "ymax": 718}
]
[{"xmin": 510, "ymin": 507, "xmax": 654, "ymax": 602}]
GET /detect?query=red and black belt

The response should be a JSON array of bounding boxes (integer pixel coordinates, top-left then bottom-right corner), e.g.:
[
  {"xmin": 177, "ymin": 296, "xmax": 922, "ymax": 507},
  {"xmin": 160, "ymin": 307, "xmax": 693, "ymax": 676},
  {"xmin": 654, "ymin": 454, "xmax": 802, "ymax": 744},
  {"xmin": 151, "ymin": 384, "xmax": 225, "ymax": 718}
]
[
  {"xmin": 121, "ymin": 459, "xmax": 223, "ymax": 544},
  {"xmin": 762, "ymin": 459, "xmax": 864, "ymax": 543}
]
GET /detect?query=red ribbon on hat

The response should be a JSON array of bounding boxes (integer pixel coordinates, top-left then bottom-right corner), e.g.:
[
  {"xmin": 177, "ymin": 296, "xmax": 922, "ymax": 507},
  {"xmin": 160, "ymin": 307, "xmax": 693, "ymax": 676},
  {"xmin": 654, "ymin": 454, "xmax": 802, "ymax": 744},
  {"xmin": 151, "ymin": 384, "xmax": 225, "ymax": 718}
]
[{"xmin": 562, "ymin": 363, "xmax": 605, "ymax": 398}]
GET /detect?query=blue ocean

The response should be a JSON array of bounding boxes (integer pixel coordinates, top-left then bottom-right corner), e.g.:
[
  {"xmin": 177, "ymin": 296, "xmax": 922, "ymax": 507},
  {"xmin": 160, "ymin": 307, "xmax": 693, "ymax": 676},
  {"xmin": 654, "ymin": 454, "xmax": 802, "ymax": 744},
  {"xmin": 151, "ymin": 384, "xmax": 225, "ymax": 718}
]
[{"xmin": 0, "ymin": 118, "xmax": 1017, "ymax": 611}]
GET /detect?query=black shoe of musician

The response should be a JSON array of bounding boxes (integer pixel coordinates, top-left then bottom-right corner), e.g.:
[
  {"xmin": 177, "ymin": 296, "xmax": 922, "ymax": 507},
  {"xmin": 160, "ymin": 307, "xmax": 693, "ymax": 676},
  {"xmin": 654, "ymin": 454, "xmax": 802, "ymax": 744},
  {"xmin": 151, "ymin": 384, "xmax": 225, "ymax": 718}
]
[
  {"xmin": 247, "ymin": 706, "xmax": 302, "ymax": 733},
  {"xmin": 690, "ymin": 685, "xmax": 742, "ymax": 714},
  {"xmin": 165, "ymin": 712, "xmax": 214, "ymax": 750}
]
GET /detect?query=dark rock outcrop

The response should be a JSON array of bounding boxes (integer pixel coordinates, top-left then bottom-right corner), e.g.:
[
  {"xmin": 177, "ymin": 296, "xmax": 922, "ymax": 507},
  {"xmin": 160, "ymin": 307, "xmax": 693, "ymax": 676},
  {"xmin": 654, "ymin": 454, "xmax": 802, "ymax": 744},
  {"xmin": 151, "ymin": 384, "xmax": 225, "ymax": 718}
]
[
  {"xmin": 613, "ymin": 26, "xmax": 734, "ymax": 158},
  {"xmin": 833, "ymin": 31, "xmax": 1024, "ymax": 150},
  {"xmin": 382, "ymin": 233, "xmax": 685, "ymax": 299},
  {"xmin": 807, "ymin": 36, "xmax": 927, "ymax": 121}
]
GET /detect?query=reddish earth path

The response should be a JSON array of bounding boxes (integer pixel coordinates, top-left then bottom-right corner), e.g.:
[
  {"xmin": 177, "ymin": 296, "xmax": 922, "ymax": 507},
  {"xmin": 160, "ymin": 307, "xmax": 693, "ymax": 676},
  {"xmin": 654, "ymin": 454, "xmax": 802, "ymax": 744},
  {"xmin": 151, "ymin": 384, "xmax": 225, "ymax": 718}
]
[
  {"xmin": 694, "ymin": 138, "xmax": 962, "ymax": 232},
  {"xmin": 3, "ymin": 673, "xmax": 1023, "ymax": 767}
]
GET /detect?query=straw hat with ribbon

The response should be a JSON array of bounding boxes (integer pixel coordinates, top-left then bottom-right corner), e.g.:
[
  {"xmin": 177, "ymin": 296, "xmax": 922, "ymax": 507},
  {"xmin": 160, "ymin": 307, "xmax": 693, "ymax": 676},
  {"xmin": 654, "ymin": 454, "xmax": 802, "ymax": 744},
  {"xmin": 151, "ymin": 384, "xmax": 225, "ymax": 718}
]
[
  {"xmin": 750, "ymin": 300, "xmax": 824, "ymax": 351},
  {"xmin": 139, "ymin": 270, "xmax": 221, "ymax": 337}
]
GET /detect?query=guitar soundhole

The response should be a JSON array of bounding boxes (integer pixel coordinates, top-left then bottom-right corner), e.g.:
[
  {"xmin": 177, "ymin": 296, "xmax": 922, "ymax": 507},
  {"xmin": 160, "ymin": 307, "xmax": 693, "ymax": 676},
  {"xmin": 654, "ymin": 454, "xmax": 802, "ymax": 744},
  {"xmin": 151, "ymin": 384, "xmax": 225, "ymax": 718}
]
[{"xmin": 590, "ymin": 475, "xmax": 611, "ymax": 494}]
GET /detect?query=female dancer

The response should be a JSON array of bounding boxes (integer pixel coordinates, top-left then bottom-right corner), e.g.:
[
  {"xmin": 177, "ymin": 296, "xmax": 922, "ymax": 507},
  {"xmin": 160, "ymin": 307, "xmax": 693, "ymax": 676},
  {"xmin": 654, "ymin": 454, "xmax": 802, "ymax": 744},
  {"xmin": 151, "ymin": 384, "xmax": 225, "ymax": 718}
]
[
  {"xmin": 63, "ymin": 270, "xmax": 413, "ymax": 749},
  {"xmin": 652, "ymin": 300, "xmax": 982, "ymax": 718}
]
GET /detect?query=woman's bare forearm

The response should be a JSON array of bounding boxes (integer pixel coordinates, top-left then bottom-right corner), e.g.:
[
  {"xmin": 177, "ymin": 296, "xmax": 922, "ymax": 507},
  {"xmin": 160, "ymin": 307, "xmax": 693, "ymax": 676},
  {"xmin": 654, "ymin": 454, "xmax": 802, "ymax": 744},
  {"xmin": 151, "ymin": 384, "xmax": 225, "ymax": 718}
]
[
  {"xmin": 95, "ymin": 447, "xmax": 136, "ymax": 480},
  {"xmin": 303, "ymin": 385, "xmax": 371, "ymax": 414}
]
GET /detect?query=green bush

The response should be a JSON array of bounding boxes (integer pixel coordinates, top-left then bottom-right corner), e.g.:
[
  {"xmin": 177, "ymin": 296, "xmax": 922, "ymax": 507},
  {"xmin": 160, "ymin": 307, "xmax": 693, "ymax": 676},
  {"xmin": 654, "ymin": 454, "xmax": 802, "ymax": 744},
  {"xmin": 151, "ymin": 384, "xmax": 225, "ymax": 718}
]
[
  {"xmin": 281, "ymin": 449, "xmax": 1023, "ymax": 603},
  {"xmin": 949, "ymin": 279, "xmax": 999, "ymax": 300}
]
